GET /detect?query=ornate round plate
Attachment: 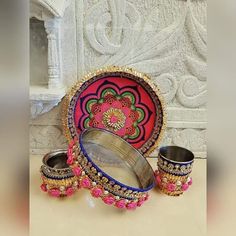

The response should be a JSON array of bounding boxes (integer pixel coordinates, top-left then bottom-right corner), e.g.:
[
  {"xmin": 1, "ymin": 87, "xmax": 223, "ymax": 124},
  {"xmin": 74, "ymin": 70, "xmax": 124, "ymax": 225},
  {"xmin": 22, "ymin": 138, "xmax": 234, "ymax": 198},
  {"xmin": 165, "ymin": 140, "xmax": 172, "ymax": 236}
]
[{"xmin": 62, "ymin": 66, "xmax": 166, "ymax": 156}]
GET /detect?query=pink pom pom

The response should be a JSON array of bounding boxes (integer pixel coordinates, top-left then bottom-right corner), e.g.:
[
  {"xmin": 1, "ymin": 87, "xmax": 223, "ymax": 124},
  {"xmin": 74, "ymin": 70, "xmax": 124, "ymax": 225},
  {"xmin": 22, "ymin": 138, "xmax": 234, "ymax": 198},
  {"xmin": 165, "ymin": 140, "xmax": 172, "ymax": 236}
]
[
  {"xmin": 67, "ymin": 157, "xmax": 73, "ymax": 165},
  {"xmin": 66, "ymin": 187, "xmax": 74, "ymax": 196},
  {"xmin": 167, "ymin": 183, "xmax": 176, "ymax": 192},
  {"xmin": 155, "ymin": 175, "xmax": 162, "ymax": 185},
  {"xmin": 188, "ymin": 177, "xmax": 193, "ymax": 186},
  {"xmin": 49, "ymin": 189, "xmax": 60, "ymax": 197},
  {"xmin": 115, "ymin": 199, "xmax": 126, "ymax": 209},
  {"xmin": 40, "ymin": 184, "xmax": 47, "ymax": 192},
  {"xmin": 137, "ymin": 200, "xmax": 145, "ymax": 207},
  {"xmin": 69, "ymin": 139, "xmax": 75, "ymax": 148},
  {"xmin": 103, "ymin": 195, "xmax": 115, "ymax": 205},
  {"xmin": 80, "ymin": 177, "xmax": 91, "ymax": 188},
  {"xmin": 72, "ymin": 167, "xmax": 82, "ymax": 176},
  {"xmin": 182, "ymin": 183, "xmax": 189, "ymax": 191},
  {"xmin": 143, "ymin": 194, "xmax": 149, "ymax": 201},
  {"xmin": 91, "ymin": 187, "xmax": 103, "ymax": 198},
  {"xmin": 126, "ymin": 202, "xmax": 137, "ymax": 210},
  {"xmin": 67, "ymin": 148, "xmax": 73, "ymax": 158}
]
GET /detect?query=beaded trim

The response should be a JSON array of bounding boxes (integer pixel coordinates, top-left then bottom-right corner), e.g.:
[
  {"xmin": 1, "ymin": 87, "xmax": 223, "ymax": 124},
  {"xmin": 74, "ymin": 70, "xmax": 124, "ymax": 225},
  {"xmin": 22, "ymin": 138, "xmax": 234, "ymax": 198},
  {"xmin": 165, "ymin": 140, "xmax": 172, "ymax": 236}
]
[
  {"xmin": 69, "ymin": 138, "xmax": 148, "ymax": 200},
  {"xmin": 155, "ymin": 169, "xmax": 193, "ymax": 196},
  {"xmin": 40, "ymin": 165, "xmax": 74, "ymax": 179},
  {"xmin": 158, "ymin": 155, "xmax": 193, "ymax": 176},
  {"xmin": 40, "ymin": 174, "xmax": 79, "ymax": 197},
  {"xmin": 78, "ymin": 175, "xmax": 148, "ymax": 209}
]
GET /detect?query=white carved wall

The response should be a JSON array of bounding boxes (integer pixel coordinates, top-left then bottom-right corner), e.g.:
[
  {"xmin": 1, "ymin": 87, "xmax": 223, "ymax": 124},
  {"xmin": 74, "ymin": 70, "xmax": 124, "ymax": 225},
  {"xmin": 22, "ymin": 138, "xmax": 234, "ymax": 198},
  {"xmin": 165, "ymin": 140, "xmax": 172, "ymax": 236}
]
[{"xmin": 30, "ymin": 0, "xmax": 207, "ymax": 158}]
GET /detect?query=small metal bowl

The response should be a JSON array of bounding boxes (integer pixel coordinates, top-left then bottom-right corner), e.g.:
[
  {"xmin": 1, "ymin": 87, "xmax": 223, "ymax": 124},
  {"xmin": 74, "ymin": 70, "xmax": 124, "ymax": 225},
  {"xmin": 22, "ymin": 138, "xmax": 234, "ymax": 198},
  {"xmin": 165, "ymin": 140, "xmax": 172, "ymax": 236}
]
[{"xmin": 40, "ymin": 150, "xmax": 78, "ymax": 197}]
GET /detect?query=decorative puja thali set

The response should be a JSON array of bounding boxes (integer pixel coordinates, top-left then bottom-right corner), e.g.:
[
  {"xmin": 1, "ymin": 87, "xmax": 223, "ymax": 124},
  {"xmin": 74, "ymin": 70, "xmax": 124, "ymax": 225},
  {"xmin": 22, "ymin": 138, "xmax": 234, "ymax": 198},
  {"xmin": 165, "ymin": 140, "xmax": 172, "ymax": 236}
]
[{"xmin": 40, "ymin": 66, "xmax": 194, "ymax": 210}]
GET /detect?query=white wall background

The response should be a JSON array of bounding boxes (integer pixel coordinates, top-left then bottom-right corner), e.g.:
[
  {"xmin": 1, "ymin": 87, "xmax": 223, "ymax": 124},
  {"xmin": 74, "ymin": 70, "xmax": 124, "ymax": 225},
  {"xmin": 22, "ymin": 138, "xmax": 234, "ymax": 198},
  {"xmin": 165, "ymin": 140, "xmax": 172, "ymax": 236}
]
[{"xmin": 30, "ymin": 0, "xmax": 207, "ymax": 158}]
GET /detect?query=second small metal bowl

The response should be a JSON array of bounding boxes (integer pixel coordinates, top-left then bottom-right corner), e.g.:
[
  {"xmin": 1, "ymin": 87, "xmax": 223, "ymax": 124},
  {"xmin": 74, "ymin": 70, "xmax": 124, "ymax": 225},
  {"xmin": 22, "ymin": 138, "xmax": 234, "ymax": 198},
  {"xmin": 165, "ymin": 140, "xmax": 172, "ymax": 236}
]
[{"xmin": 155, "ymin": 146, "xmax": 194, "ymax": 196}]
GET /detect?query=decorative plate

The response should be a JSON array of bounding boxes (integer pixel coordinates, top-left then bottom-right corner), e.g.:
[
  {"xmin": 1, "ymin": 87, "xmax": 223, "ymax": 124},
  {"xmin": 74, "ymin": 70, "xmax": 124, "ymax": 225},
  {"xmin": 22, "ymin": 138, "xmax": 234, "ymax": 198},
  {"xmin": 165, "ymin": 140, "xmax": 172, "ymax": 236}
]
[{"xmin": 62, "ymin": 66, "xmax": 166, "ymax": 156}]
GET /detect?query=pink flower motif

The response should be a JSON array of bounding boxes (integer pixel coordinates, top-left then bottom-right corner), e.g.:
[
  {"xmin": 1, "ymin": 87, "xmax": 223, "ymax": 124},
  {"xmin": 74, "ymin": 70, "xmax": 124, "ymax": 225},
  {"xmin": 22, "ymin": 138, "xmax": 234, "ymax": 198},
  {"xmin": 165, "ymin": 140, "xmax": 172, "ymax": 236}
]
[
  {"xmin": 111, "ymin": 100, "xmax": 122, "ymax": 109},
  {"xmin": 182, "ymin": 183, "xmax": 189, "ymax": 191},
  {"xmin": 49, "ymin": 189, "xmax": 60, "ymax": 197},
  {"xmin": 93, "ymin": 113, "xmax": 103, "ymax": 124},
  {"xmin": 115, "ymin": 199, "xmax": 126, "ymax": 209},
  {"xmin": 72, "ymin": 166, "xmax": 82, "ymax": 176},
  {"xmin": 66, "ymin": 187, "xmax": 74, "ymax": 196},
  {"xmin": 167, "ymin": 183, "xmax": 176, "ymax": 192},
  {"xmin": 85, "ymin": 90, "xmax": 147, "ymax": 141},
  {"xmin": 91, "ymin": 187, "xmax": 103, "ymax": 198},
  {"xmin": 40, "ymin": 184, "xmax": 47, "ymax": 192},
  {"xmin": 188, "ymin": 177, "xmax": 193, "ymax": 186},
  {"xmin": 80, "ymin": 177, "xmax": 91, "ymax": 188},
  {"xmin": 122, "ymin": 107, "xmax": 131, "ymax": 116},
  {"xmin": 124, "ymin": 117, "xmax": 134, "ymax": 128},
  {"xmin": 103, "ymin": 195, "xmax": 115, "ymax": 205},
  {"xmin": 137, "ymin": 200, "xmax": 145, "ymax": 207},
  {"xmin": 155, "ymin": 175, "xmax": 162, "ymax": 185},
  {"xmin": 101, "ymin": 103, "xmax": 110, "ymax": 113},
  {"xmin": 126, "ymin": 202, "xmax": 137, "ymax": 210}
]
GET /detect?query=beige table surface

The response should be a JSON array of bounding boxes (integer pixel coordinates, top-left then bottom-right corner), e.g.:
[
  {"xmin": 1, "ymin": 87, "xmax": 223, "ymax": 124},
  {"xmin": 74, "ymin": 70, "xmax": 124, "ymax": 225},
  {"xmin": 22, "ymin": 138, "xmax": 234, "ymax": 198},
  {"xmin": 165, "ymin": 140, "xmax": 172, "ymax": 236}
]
[{"xmin": 30, "ymin": 156, "xmax": 206, "ymax": 236}]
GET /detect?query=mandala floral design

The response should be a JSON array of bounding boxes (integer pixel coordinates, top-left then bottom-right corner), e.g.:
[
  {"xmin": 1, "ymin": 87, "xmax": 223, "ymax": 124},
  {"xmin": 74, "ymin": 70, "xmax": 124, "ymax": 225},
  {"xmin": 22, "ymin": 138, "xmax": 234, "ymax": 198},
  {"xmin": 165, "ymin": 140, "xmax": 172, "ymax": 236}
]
[
  {"xmin": 83, "ymin": 88, "xmax": 146, "ymax": 139},
  {"xmin": 64, "ymin": 68, "xmax": 165, "ymax": 153}
]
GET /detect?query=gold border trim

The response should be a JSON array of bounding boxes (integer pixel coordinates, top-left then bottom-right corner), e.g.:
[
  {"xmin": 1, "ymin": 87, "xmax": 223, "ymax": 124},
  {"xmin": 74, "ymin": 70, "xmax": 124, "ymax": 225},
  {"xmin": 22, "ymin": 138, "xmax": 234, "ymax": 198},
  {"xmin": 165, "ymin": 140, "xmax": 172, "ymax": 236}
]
[{"xmin": 61, "ymin": 66, "xmax": 167, "ymax": 157}]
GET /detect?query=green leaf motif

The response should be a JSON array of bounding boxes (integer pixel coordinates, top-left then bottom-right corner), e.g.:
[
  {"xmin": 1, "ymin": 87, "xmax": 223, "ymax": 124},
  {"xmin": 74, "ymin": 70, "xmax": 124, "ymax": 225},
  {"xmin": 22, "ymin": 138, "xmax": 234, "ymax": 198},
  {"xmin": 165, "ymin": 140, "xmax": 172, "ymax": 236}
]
[
  {"xmin": 86, "ymin": 99, "xmax": 97, "ymax": 113},
  {"xmin": 101, "ymin": 88, "xmax": 116, "ymax": 98},
  {"xmin": 121, "ymin": 91, "xmax": 136, "ymax": 104},
  {"xmin": 128, "ymin": 127, "xmax": 140, "ymax": 140},
  {"xmin": 136, "ymin": 108, "xmax": 145, "ymax": 123},
  {"xmin": 84, "ymin": 117, "xmax": 90, "ymax": 128}
]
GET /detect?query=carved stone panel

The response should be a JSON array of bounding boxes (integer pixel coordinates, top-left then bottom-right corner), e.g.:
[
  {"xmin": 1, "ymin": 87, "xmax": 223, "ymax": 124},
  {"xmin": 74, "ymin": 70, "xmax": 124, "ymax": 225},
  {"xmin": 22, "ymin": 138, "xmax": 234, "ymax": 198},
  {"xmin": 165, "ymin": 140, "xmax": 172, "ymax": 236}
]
[{"xmin": 30, "ymin": 0, "xmax": 207, "ymax": 157}]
